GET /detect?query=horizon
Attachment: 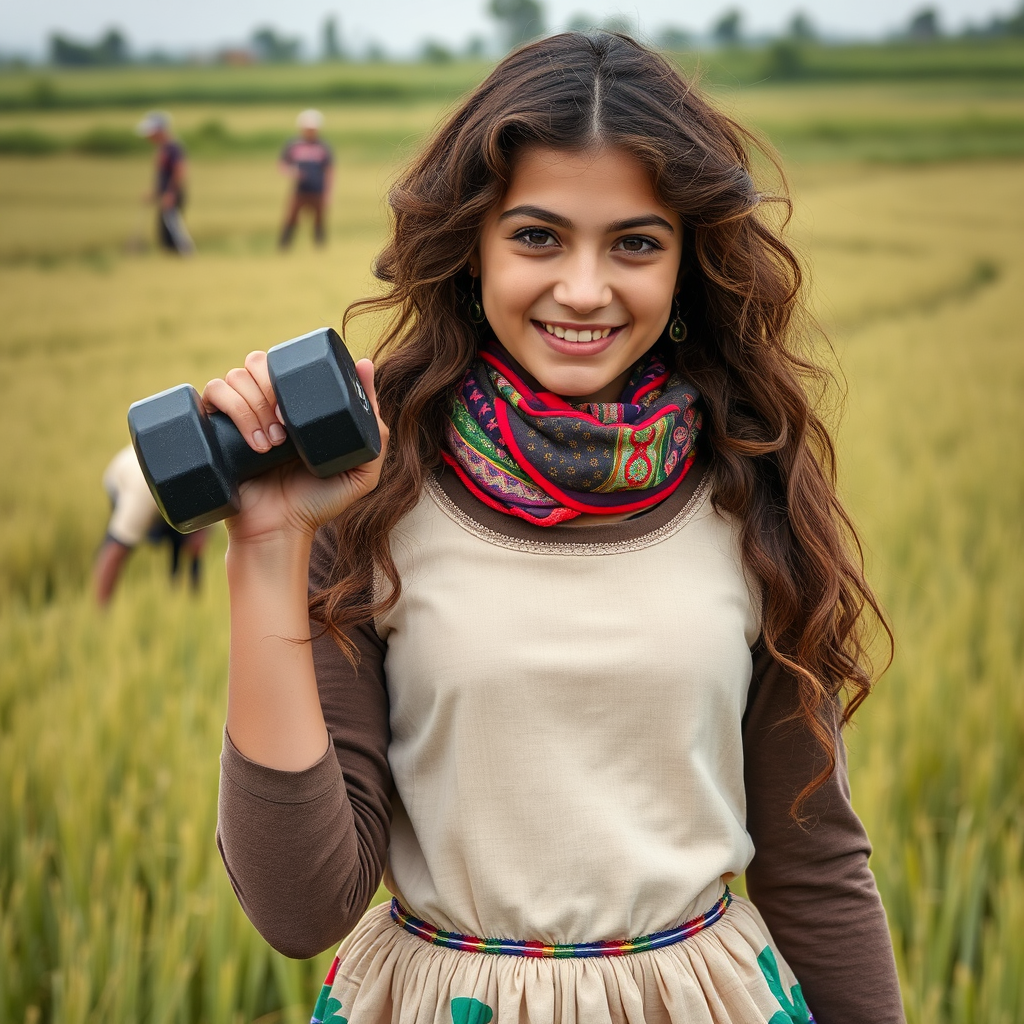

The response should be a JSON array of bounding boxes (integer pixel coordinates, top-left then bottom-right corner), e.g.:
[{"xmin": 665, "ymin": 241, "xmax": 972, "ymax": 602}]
[{"xmin": 3, "ymin": 0, "xmax": 1020, "ymax": 61}]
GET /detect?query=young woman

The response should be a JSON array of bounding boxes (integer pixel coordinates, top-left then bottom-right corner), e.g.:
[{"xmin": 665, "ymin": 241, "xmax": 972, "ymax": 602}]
[{"xmin": 212, "ymin": 32, "xmax": 904, "ymax": 1024}]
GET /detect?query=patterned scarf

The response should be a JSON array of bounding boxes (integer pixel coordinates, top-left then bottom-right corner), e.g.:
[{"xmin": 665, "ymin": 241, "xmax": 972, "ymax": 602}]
[{"xmin": 443, "ymin": 340, "xmax": 702, "ymax": 526}]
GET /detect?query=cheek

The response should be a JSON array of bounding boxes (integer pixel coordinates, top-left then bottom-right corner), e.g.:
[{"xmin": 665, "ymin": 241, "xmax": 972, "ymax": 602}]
[
  {"xmin": 627, "ymin": 273, "xmax": 676, "ymax": 323},
  {"xmin": 484, "ymin": 260, "xmax": 547, "ymax": 316}
]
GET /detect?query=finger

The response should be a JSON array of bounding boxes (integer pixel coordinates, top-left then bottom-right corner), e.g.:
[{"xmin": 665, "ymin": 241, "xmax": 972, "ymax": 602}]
[
  {"xmin": 355, "ymin": 359, "xmax": 381, "ymax": 418},
  {"xmin": 222, "ymin": 366, "xmax": 282, "ymax": 449},
  {"xmin": 354, "ymin": 359, "xmax": 389, "ymax": 456},
  {"xmin": 243, "ymin": 352, "xmax": 283, "ymax": 427},
  {"xmin": 201, "ymin": 377, "xmax": 273, "ymax": 452}
]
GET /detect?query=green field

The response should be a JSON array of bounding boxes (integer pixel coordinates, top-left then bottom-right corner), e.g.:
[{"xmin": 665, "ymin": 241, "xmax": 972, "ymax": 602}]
[
  {"xmin": 1, "ymin": 58, "xmax": 1023, "ymax": 1023},
  {"xmin": 1, "ymin": 37, "xmax": 1022, "ymax": 115}
]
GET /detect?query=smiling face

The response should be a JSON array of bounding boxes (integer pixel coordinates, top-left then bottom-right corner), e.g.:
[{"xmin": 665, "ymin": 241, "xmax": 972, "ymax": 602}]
[{"xmin": 474, "ymin": 145, "xmax": 683, "ymax": 403}]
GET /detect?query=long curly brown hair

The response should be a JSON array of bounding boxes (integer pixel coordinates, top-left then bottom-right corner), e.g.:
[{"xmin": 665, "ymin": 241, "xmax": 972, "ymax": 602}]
[{"xmin": 311, "ymin": 31, "xmax": 891, "ymax": 811}]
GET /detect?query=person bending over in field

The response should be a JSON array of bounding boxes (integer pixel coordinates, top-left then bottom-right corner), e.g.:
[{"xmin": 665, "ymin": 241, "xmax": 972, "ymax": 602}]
[
  {"xmin": 94, "ymin": 445, "xmax": 210, "ymax": 606},
  {"xmin": 136, "ymin": 110, "xmax": 194, "ymax": 256},
  {"xmin": 278, "ymin": 109, "xmax": 334, "ymax": 249},
  {"xmin": 210, "ymin": 33, "xmax": 904, "ymax": 1024}
]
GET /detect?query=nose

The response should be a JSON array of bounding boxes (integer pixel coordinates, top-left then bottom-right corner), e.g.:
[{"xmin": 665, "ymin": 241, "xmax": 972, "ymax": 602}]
[{"xmin": 551, "ymin": 252, "xmax": 613, "ymax": 314}]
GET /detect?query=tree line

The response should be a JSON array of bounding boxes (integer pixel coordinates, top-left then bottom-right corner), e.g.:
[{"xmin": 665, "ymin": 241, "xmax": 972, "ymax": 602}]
[{"xmin": 38, "ymin": 0, "xmax": 1024, "ymax": 68}]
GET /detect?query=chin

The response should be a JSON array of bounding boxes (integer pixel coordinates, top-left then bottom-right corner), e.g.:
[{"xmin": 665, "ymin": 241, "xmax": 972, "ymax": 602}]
[
  {"xmin": 505, "ymin": 342, "xmax": 626, "ymax": 400},
  {"xmin": 536, "ymin": 372, "xmax": 611, "ymax": 399}
]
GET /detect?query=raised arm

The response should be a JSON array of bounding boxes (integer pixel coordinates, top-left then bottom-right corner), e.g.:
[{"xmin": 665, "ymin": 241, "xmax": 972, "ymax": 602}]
[
  {"xmin": 742, "ymin": 645, "xmax": 905, "ymax": 1024},
  {"xmin": 206, "ymin": 349, "xmax": 392, "ymax": 956},
  {"xmin": 207, "ymin": 350, "xmax": 387, "ymax": 770},
  {"xmin": 217, "ymin": 527, "xmax": 392, "ymax": 958}
]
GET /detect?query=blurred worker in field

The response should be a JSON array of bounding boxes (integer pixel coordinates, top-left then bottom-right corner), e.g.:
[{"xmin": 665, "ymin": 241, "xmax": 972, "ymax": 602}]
[
  {"xmin": 94, "ymin": 445, "xmax": 211, "ymax": 606},
  {"xmin": 136, "ymin": 110, "xmax": 195, "ymax": 255},
  {"xmin": 278, "ymin": 108, "xmax": 334, "ymax": 249}
]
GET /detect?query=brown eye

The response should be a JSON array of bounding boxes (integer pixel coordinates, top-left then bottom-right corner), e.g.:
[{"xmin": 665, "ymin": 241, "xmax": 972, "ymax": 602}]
[
  {"xmin": 617, "ymin": 236, "xmax": 659, "ymax": 254},
  {"xmin": 514, "ymin": 227, "xmax": 558, "ymax": 248}
]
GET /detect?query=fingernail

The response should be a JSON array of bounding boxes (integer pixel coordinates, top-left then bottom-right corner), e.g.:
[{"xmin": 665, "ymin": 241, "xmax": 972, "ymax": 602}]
[
  {"xmin": 268, "ymin": 423, "xmax": 286, "ymax": 444},
  {"xmin": 253, "ymin": 429, "xmax": 268, "ymax": 449}
]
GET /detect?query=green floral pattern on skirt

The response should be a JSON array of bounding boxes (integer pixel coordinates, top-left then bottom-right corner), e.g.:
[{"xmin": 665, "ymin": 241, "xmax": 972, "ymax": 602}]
[{"xmin": 759, "ymin": 946, "xmax": 814, "ymax": 1023}]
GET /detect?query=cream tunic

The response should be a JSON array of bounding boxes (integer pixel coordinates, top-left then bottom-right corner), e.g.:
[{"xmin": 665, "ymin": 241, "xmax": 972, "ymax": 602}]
[{"xmin": 375, "ymin": 473, "xmax": 760, "ymax": 944}]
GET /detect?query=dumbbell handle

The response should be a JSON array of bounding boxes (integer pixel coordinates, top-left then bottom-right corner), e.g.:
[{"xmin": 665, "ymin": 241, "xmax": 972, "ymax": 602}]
[{"xmin": 208, "ymin": 408, "xmax": 300, "ymax": 483}]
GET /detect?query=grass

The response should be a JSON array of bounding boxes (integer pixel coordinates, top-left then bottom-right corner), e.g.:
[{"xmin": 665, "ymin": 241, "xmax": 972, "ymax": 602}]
[
  {"xmin": 0, "ymin": 61, "xmax": 492, "ymax": 112},
  {"xmin": 0, "ymin": 550, "xmax": 367, "ymax": 1024},
  {"xmin": 726, "ymin": 37, "xmax": 1024, "ymax": 84},
  {"xmin": 1, "ymin": 78, "xmax": 1023, "ymax": 1021},
  {"xmin": 0, "ymin": 103, "xmax": 447, "ymax": 160},
  {"xmin": 792, "ymin": 160, "xmax": 1024, "ymax": 1021},
  {"xmin": 0, "ymin": 153, "xmax": 393, "ymax": 1020},
  {"xmin": 3, "ymin": 80, "xmax": 1023, "ymax": 163}
]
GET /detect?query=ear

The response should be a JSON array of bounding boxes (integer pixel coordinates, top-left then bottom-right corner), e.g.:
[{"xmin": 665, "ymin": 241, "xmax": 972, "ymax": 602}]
[{"xmin": 466, "ymin": 242, "xmax": 482, "ymax": 278}]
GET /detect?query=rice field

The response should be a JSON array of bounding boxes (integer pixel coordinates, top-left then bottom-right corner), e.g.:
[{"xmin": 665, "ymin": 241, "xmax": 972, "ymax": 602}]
[{"xmin": 1, "ymin": 77, "xmax": 1022, "ymax": 1023}]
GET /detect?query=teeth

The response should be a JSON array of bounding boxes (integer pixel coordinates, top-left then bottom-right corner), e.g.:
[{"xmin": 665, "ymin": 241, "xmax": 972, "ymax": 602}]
[{"xmin": 544, "ymin": 324, "xmax": 615, "ymax": 341}]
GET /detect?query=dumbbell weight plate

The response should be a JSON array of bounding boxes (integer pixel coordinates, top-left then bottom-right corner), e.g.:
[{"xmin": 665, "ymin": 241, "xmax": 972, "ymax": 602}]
[{"xmin": 269, "ymin": 327, "xmax": 380, "ymax": 478}]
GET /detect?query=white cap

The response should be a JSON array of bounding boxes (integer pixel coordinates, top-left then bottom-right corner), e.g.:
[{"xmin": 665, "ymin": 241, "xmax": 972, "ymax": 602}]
[
  {"xmin": 297, "ymin": 108, "xmax": 324, "ymax": 130},
  {"xmin": 135, "ymin": 110, "xmax": 171, "ymax": 136}
]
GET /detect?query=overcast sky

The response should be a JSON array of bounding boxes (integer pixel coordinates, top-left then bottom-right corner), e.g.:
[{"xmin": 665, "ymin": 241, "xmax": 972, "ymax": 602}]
[{"xmin": 3, "ymin": 0, "xmax": 1017, "ymax": 58}]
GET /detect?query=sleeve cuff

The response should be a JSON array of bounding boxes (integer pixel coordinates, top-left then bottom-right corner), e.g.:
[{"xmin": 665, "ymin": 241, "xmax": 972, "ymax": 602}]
[{"xmin": 220, "ymin": 728, "xmax": 340, "ymax": 805}]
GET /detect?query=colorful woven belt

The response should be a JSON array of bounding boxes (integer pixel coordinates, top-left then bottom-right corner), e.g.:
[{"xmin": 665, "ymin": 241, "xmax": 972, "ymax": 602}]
[{"xmin": 390, "ymin": 887, "xmax": 731, "ymax": 958}]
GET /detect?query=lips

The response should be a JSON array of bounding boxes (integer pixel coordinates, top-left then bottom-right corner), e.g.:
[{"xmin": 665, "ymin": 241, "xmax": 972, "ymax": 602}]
[{"xmin": 532, "ymin": 320, "xmax": 624, "ymax": 357}]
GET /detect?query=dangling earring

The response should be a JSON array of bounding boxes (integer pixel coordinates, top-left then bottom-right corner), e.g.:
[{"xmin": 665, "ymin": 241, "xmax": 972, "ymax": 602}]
[
  {"xmin": 669, "ymin": 299, "xmax": 688, "ymax": 344},
  {"xmin": 467, "ymin": 276, "xmax": 486, "ymax": 325}
]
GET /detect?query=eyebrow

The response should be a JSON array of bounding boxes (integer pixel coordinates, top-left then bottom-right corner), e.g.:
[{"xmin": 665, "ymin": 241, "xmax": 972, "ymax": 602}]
[{"xmin": 498, "ymin": 204, "xmax": 675, "ymax": 234}]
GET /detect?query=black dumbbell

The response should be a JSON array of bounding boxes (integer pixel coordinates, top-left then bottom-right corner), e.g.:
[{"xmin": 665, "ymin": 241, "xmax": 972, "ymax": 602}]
[{"xmin": 127, "ymin": 327, "xmax": 381, "ymax": 533}]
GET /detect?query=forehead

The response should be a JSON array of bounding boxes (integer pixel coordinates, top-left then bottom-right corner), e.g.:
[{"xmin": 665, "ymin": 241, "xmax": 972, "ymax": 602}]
[{"xmin": 502, "ymin": 146, "xmax": 675, "ymax": 224}]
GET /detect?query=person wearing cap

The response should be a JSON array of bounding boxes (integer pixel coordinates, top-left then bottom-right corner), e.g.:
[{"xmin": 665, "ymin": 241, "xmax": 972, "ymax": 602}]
[
  {"xmin": 94, "ymin": 445, "xmax": 211, "ymax": 605},
  {"xmin": 136, "ymin": 110, "xmax": 194, "ymax": 255},
  {"xmin": 278, "ymin": 109, "xmax": 334, "ymax": 249}
]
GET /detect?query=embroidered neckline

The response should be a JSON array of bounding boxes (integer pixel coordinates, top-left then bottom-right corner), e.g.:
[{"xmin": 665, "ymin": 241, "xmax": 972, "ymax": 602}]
[{"xmin": 424, "ymin": 472, "xmax": 711, "ymax": 556}]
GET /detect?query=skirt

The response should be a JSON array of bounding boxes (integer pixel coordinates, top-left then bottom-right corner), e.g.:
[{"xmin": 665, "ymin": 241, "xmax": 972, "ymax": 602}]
[{"xmin": 311, "ymin": 891, "xmax": 813, "ymax": 1024}]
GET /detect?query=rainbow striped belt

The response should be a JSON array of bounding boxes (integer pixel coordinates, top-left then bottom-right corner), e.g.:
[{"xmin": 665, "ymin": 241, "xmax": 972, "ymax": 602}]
[{"xmin": 390, "ymin": 887, "xmax": 731, "ymax": 958}]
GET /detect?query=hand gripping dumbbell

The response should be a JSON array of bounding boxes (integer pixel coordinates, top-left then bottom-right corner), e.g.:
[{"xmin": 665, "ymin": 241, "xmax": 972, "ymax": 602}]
[{"xmin": 127, "ymin": 327, "xmax": 381, "ymax": 533}]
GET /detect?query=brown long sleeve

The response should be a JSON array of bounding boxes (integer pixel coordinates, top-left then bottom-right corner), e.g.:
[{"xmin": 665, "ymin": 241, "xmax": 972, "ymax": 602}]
[
  {"xmin": 216, "ymin": 527, "xmax": 392, "ymax": 959},
  {"xmin": 743, "ymin": 645, "xmax": 904, "ymax": 1023}
]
